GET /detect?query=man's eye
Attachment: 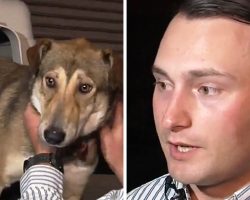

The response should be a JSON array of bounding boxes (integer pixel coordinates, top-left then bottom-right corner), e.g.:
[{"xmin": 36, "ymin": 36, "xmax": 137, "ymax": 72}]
[
  {"xmin": 154, "ymin": 81, "xmax": 172, "ymax": 90},
  {"xmin": 198, "ymin": 86, "xmax": 219, "ymax": 95}
]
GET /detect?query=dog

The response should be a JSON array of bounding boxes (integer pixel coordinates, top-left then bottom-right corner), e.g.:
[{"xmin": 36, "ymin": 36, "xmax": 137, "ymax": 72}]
[{"xmin": 0, "ymin": 38, "xmax": 123, "ymax": 199}]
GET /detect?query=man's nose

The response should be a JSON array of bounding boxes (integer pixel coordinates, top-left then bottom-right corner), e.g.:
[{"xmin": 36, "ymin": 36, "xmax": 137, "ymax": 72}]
[{"xmin": 163, "ymin": 92, "xmax": 192, "ymax": 132}]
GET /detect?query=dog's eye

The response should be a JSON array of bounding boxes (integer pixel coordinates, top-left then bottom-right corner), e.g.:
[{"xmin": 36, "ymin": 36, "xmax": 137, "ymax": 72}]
[
  {"xmin": 45, "ymin": 77, "xmax": 56, "ymax": 88},
  {"xmin": 79, "ymin": 83, "xmax": 93, "ymax": 94}
]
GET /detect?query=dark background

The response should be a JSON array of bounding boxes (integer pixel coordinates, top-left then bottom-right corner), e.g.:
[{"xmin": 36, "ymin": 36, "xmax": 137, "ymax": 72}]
[
  {"xmin": 0, "ymin": 1, "xmax": 184, "ymax": 197},
  {"xmin": 127, "ymin": 0, "xmax": 180, "ymax": 191}
]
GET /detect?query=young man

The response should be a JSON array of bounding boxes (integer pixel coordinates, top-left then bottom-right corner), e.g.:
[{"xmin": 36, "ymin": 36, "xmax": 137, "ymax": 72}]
[{"xmin": 128, "ymin": 0, "xmax": 250, "ymax": 199}]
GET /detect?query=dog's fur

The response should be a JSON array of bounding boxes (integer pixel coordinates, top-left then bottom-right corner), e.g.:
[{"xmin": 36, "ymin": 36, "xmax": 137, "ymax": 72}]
[{"xmin": 0, "ymin": 38, "xmax": 122, "ymax": 199}]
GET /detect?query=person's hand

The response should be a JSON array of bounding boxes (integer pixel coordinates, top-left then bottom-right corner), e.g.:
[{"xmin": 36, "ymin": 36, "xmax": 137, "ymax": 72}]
[
  {"xmin": 100, "ymin": 102, "xmax": 123, "ymax": 184},
  {"xmin": 24, "ymin": 103, "xmax": 55, "ymax": 154}
]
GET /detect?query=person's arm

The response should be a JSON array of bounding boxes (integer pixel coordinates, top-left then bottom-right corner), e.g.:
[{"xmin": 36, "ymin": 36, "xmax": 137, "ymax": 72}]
[
  {"xmin": 20, "ymin": 165, "xmax": 63, "ymax": 200},
  {"xmin": 20, "ymin": 104, "xmax": 63, "ymax": 200}
]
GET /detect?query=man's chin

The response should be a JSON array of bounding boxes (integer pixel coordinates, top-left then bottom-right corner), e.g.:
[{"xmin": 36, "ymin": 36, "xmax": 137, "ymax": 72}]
[
  {"xmin": 168, "ymin": 166, "xmax": 205, "ymax": 185},
  {"xmin": 167, "ymin": 157, "xmax": 207, "ymax": 183}
]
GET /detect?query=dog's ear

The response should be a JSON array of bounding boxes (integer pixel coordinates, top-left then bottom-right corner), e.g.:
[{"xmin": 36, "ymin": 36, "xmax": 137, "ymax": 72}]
[
  {"xmin": 27, "ymin": 39, "xmax": 52, "ymax": 69},
  {"xmin": 106, "ymin": 50, "xmax": 123, "ymax": 94},
  {"xmin": 101, "ymin": 49, "xmax": 114, "ymax": 67}
]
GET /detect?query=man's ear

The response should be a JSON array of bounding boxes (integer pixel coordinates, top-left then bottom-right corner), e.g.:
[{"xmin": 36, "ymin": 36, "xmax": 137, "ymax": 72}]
[{"xmin": 27, "ymin": 39, "xmax": 52, "ymax": 69}]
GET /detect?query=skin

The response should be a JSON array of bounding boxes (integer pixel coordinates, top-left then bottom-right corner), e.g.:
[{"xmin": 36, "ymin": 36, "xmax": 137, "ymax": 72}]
[
  {"xmin": 100, "ymin": 101, "xmax": 123, "ymax": 183},
  {"xmin": 24, "ymin": 102, "xmax": 123, "ymax": 184},
  {"xmin": 24, "ymin": 103, "xmax": 54, "ymax": 154},
  {"xmin": 152, "ymin": 14, "xmax": 250, "ymax": 199}
]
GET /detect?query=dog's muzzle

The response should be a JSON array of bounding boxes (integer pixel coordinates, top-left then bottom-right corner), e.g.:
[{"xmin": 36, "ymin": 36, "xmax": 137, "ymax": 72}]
[{"xmin": 44, "ymin": 126, "xmax": 66, "ymax": 145}]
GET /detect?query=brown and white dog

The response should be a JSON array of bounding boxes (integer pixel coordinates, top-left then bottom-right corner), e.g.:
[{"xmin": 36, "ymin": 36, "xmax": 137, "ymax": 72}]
[{"xmin": 0, "ymin": 38, "xmax": 123, "ymax": 199}]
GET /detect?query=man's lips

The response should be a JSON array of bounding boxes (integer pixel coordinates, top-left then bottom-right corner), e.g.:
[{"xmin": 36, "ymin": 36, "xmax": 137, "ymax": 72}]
[
  {"xmin": 168, "ymin": 140, "xmax": 199, "ymax": 148},
  {"xmin": 168, "ymin": 140, "xmax": 201, "ymax": 153}
]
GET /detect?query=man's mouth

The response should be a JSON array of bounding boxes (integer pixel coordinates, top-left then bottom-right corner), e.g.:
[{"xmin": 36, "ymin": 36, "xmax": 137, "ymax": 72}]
[
  {"xmin": 168, "ymin": 140, "xmax": 200, "ymax": 160},
  {"xmin": 177, "ymin": 145, "xmax": 194, "ymax": 153},
  {"xmin": 168, "ymin": 140, "xmax": 197, "ymax": 153}
]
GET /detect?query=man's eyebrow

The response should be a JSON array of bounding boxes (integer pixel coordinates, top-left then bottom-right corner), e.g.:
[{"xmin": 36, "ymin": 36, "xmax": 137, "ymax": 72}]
[
  {"xmin": 152, "ymin": 65, "xmax": 173, "ymax": 82},
  {"xmin": 188, "ymin": 68, "xmax": 236, "ymax": 80},
  {"xmin": 152, "ymin": 65, "xmax": 236, "ymax": 82}
]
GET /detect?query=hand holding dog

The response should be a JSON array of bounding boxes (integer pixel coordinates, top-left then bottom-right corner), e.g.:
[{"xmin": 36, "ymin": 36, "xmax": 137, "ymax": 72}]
[
  {"xmin": 24, "ymin": 102, "xmax": 124, "ymax": 184},
  {"xmin": 100, "ymin": 101, "xmax": 123, "ymax": 184},
  {"xmin": 24, "ymin": 103, "xmax": 55, "ymax": 154}
]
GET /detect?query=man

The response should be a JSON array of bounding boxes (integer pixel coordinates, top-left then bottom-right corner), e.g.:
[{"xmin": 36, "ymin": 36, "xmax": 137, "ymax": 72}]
[{"xmin": 128, "ymin": 0, "xmax": 250, "ymax": 199}]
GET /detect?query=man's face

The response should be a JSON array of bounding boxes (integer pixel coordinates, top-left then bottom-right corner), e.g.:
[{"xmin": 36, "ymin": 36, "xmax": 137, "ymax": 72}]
[{"xmin": 153, "ymin": 15, "xmax": 250, "ymax": 189}]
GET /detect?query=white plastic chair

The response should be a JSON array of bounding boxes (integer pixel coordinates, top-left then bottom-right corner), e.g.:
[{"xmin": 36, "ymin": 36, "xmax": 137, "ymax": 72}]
[{"xmin": 0, "ymin": 0, "xmax": 34, "ymax": 65}]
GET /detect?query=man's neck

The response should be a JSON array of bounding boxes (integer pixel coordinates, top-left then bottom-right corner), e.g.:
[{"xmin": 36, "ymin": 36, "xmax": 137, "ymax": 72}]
[
  {"xmin": 187, "ymin": 171, "xmax": 250, "ymax": 199},
  {"xmin": 189, "ymin": 185, "xmax": 224, "ymax": 200},
  {"xmin": 189, "ymin": 179, "xmax": 249, "ymax": 200}
]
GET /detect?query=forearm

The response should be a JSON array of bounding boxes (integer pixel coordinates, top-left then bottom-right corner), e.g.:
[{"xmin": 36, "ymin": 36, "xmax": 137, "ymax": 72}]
[{"xmin": 20, "ymin": 165, "xmax": 63, "ymax": 200}]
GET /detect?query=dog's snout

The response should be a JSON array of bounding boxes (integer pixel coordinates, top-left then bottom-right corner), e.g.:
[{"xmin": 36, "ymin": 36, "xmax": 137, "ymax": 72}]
[{"xmin": 44, "ymin": 127, "xmax": 65, "ymax": 145}]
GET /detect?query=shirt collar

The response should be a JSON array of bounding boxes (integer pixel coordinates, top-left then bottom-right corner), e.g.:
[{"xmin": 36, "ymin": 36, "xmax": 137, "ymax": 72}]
[
  {"xmin": 172, "ymin": 179, "xmax": 250, "ymax": 200},
  {"xmin": 226, "ymin": 185, "xmax": 250, "ymax": 200}
]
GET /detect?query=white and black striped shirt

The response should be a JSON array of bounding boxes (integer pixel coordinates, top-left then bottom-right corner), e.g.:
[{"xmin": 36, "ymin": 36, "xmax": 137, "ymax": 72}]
[
  {"xmin": 20, "ymin": 165, "xmax": 63, "ymax": 200},
  {"xmin": 20, "ymin": 165, "xmax": 124, "ymax": 200},
  {"xmin": 98, "ymin": 189, "xmax": 124, "ymax": 200},
  {"xmin": 127, "ymin": 174, "xmax": 250, "ymax": 200}
]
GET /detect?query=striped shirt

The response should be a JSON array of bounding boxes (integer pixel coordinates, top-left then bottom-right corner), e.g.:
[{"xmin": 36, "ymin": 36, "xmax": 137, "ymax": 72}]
[
  {"xmin": 20, "ymin": 165, "xmax": 64, "ymax": 200},
  {"xmin": 20, "ymin": 165, "xmax": 124, "ymax": 200},
  {"xmin": 97, "ymin": 189, "xmax": 124, "ymax": 200},
  {"xmin": 127, "ymin": 174, "xmax": 250, "ymax": 200}
]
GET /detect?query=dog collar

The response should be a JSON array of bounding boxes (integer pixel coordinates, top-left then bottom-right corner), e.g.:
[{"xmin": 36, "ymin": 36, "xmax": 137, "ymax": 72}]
[{"xmin": 23, "ymin": 153, "xmax": 64, "ymax": 173}]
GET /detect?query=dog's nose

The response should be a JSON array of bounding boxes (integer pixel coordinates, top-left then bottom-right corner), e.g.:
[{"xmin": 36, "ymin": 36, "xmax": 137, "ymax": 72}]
[{"xmin": 44, "ymin": 127, "xmax": 66, "ymax": 145}]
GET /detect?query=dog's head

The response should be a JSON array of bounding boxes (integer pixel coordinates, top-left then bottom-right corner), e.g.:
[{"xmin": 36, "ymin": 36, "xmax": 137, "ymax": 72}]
[{"xmin": 27, "ymin": 38, "xmax": 122, "ymax": 147}]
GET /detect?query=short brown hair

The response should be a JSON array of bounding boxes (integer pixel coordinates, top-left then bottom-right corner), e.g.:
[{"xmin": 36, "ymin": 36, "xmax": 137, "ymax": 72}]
[{"xmin": 178, "ymin": 0, "xmax": 250, "ymax": 24}]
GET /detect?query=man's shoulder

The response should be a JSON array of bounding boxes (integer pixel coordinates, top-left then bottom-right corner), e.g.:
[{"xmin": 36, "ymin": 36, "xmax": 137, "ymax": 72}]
[{"xmin": 127, "ymin": 174, "xmax": 168, "ymax": 200}]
